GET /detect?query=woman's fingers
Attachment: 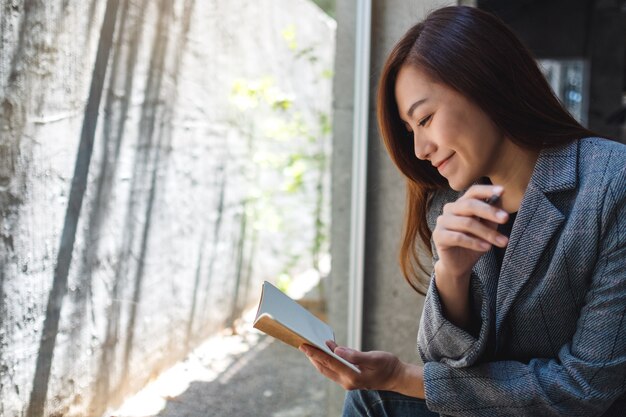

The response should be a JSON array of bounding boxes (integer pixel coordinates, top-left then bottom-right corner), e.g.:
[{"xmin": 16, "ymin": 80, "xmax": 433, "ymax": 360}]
[
  {"xmin": 308, "ymin": 354, "xmax": 342, "ymax": 380},
  {"xmin": 454, "ymin": 184, "xmax": 507, "ymax": 221},
  {"xmin": 434, "ymin": 229, "xmax": 493, "ymax": 251},
  {"xmin": 333, "ymin": 346, "xmax": 364, "ymax": 364},
  {"xmin": 435, "ymin": 184, "xmax": 509, "ymax": 250},
  {"xmin": 435, "ymin": 214, "xmax": 508, "ymax": 248},
  {"xmin": 325, "ymin": 341, "xmax": 368, "ymax": 369},
  {"xmin": 300, "ymin": 344, "xmax": 356, "ymax": 374},
  {"xmin": 326, "ymin": 340, "xmax": 338, "ymax": 351},
  {"xmin": 300, "ymin": 344, "xmax": 360, "ymax": 390},
  {"xmin": 443, "ymin": 197, "xmax": 509, "ymax": 225},
  {"xmin": 301, "ymin": 344, "xmax": 406, "ymax": 392},
  {"xmin": 460, "ymin": 184, "xmax": 504, "ymax": 202}
]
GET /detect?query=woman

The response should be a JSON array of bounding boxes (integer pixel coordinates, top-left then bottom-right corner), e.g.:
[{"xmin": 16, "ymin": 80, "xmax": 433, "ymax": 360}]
[{"xmin": 299, "ymin": 5, "xmax": 626, "ymax": 417}]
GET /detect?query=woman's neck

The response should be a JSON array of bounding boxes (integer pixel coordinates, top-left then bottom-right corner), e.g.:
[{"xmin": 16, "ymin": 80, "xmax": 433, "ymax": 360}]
[{"xmin": 488, "ymin": 140, "xmax": 539, "ymax": 213}]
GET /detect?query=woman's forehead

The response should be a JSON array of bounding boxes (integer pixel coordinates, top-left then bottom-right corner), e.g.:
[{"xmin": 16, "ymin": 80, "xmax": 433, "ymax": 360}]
[
  {"xmin": 395, "ymin": 65, "xmax": 441, "ymax": 115},
  {"xmin": 396, "ymin": 65, "xmax": 433, "ymax": 90}
]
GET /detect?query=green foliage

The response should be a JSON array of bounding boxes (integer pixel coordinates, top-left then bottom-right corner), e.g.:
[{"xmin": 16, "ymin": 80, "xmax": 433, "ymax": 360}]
[
  {"xmin": 231, "ymin": 77, "xmax": 294, "ymax": 112},
  {"xmin": 277, "ymin": 273, "xmax": 293, "ymax": 293},
  {"xmin": 321, "ymin": 69, "xmax": 334, "ymax": 79},
  {"xmin": 264, "ymin": 113, "xmax": 308, "ymax": 142},
  {"xmin": 281, "ymin": 25, "xmax": 298, "ymax": 51},
  {"xmin": 318, "ymin": 112, "xmax": 332, "ymax": 136},
  {"xmin": 283, "ymin": 156, "xmax": 306, "ymax": 193},
  {"xmin": 228, "ymin": 23, "xmax": 332, "ymax": 280}
]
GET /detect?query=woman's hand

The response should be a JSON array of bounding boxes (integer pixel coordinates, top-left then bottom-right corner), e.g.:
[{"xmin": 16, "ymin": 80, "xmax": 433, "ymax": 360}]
[
  {"xmin": 433, "ymin": 184, "xmax": 509, "ymax": 279},
  {"xmin": 432, "ymin": 185, "xmax": 509, "ymax": 329},
  {"xmin": 300, "ymin": 341, "xmax": 425, "ymax": 399}
]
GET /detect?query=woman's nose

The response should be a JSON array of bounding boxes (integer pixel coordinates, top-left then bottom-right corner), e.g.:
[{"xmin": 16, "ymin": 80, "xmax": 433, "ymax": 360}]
[{"xmin": 413, "ymin": 133, "xmax": 435, "ymax": 161}]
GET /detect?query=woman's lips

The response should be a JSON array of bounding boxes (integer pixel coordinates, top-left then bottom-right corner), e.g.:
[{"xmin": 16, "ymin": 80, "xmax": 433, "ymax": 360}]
[{"xmin": 436, "ymin": 154, "xmax": 453, "ymax": 171}]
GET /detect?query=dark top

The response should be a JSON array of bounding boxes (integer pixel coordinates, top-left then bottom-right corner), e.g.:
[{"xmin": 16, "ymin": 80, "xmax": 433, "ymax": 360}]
[{"xmin": 494, "ymin": 212, "xmax": 517, "ymax": 273}]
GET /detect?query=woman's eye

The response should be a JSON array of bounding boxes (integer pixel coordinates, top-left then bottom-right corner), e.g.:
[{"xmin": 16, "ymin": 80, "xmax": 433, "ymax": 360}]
[{"xmin": 418, "ymin": 114, "xmax": 432, "ymax": 127}]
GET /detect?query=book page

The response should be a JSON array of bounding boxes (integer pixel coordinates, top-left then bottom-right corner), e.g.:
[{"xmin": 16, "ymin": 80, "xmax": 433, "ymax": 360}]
[{"xmin": 254, "ymin": 281, "xmax": 360, "ymax": 373}]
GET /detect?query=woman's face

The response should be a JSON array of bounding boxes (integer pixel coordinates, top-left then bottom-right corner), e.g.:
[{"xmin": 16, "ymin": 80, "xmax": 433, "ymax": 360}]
[{"xmin": 394, "ymin": 64, "xmax": 505, "ymax": 191}]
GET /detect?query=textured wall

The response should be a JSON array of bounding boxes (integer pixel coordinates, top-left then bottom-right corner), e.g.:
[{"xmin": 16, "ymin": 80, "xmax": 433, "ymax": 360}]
[
  {"xmin": 327, "ymin": 0, "xmax": 355, "ymax": 412},
  {"xmin": 0, "ymin": 1, "xmax": 335, "ymax": 416}
]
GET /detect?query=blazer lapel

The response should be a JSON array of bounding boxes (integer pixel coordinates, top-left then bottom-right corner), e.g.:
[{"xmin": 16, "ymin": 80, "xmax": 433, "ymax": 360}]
[
  {"xmin": 473, "ymin": 250, "xmax": 498, "ymax": 305},
  {"xmin": 494, "ymin": 141, "xmax": 578, "ymax": 342}
]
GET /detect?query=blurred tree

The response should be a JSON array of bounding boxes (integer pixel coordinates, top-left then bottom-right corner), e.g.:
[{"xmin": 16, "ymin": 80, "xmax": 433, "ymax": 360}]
[
  {"xmin": 228, "ymin": 25, "xmax": 332, "ymax": 294},
  {"xmin": 311, "ymin": 0, "xmax": 335, "ymax": 18}
]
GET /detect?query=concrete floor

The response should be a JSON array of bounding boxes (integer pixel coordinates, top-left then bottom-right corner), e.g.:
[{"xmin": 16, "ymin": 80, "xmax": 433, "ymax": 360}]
[{"xmin": 107, "ymin": 309, "xmax": 330, "ymax": 417}]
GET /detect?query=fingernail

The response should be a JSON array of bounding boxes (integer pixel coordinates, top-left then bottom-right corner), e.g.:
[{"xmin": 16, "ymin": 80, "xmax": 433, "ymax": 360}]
[
  {"xmin": 497, "ymin": 211, "xmax": 508, "ymax": 220},
  {"xmin": 493, "ymin": 186, "xmax": 503, "ymax": 194},
  {"xmin": 496, "ymin": 236, "xmax": 508, "ymax": 246}
]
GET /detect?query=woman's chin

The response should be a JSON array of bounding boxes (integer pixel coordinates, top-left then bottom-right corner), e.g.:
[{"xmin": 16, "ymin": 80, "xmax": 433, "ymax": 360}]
[
  {"xmin": 444, "ymin": 177, "xmax": 462, "ymax": 191},
  {"xmin": 446, "ymin": 176, "xmax": 475, "ymax": 192}
]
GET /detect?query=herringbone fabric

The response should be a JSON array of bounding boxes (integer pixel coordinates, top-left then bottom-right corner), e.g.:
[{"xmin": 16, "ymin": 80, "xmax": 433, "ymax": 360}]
[{"xmin": 418, "ymin": 138, "xmax": 626, "ymax": 416}]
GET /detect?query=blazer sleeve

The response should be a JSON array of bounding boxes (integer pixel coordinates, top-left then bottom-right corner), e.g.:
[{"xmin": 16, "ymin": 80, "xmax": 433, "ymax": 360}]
[
  {"xmin": 417, "ymin": 188, "xmax": 493, "ymax": 367},
  {"xmin": 423, "ymin": 171, "xmax": 626, "ymax": 416}
]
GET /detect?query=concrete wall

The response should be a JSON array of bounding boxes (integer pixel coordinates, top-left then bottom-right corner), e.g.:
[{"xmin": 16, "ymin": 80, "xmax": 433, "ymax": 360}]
[
  {"xmin": 0, "ymin": 1, "xmax": 334, "ymax": 416},
  {"xmin": 327, "ymin": 0, "xmax": 355, "ymax": 411}
]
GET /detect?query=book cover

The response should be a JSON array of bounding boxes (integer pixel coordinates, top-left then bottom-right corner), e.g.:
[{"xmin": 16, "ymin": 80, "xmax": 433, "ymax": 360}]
[{"xmin": 253, "ymin": 281, "xmax": 361, "ymax": 373}]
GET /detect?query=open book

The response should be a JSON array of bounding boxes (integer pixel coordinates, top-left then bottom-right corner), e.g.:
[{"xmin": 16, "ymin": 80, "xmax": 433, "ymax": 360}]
[{"xmin": 253, "ymin": 281, "xmax": 361, "ymax": 373}]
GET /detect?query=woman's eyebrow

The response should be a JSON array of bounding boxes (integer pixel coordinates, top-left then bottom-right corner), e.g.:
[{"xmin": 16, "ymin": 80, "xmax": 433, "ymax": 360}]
[{"xmin": 407, "ymin": 98, "xmax": 428, "ymax": 119}]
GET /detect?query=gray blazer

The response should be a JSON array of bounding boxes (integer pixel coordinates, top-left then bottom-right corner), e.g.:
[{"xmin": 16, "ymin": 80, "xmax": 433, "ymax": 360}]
[{"xmin": 418, "ymin": 137, "xmax": 626, "ymax": 416}]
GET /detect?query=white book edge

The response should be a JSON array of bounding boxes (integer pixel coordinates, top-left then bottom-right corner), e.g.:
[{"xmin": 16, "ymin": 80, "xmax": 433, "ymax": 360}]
[{"xmin": 254, "ymin": 281, "xmax": 361, "ymax": 374}]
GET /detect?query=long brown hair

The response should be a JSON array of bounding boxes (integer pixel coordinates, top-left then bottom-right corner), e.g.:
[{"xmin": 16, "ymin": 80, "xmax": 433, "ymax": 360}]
[{"xmin": 377, "ymin": 6, "xmax": 595, "ymax": 294}]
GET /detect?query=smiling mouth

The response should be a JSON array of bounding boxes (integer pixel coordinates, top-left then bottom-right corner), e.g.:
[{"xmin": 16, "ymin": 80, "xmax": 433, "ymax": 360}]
[{"xmin": 434, "ymin": 154, "xmax": 454, "ymax": 170}]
